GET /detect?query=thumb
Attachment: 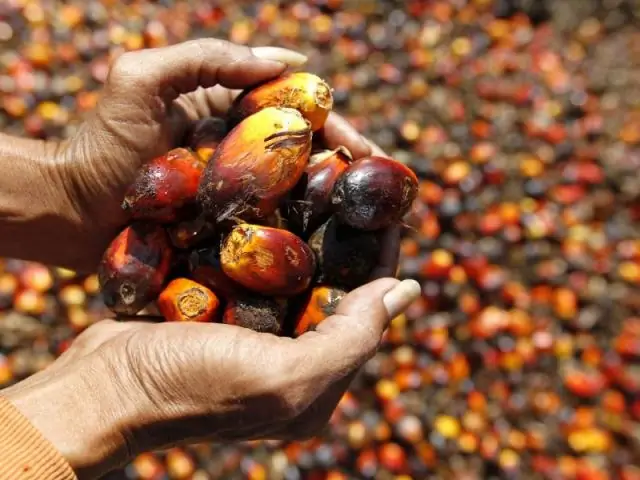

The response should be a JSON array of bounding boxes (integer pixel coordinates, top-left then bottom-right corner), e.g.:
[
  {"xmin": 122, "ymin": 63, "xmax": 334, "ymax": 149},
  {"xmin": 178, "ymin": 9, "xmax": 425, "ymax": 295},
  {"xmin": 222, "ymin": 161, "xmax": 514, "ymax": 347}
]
[{"xmin": 294, "ymin": 278, "xmax": 421, "ymax": 381}]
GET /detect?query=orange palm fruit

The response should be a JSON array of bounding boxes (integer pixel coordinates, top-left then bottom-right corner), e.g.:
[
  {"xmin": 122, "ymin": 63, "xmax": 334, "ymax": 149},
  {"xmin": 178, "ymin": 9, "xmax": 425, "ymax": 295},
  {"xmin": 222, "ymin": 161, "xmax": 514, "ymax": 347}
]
[
  {"xmin": 293, "ymin": 286, "xmax": 347, "ymax": 336},
  {"xmin": 229, "ymin": 72, "xmax": 333, "ymax": 131},
  {"xmin": 220, "ymin": 224, "xmax": 316, "ymax": 296},
  {"xmin": 158, "ymin": 278, "xmax": 221, "ymax": 322},
  {"xmin": 197, "ymin": 107, "xmax": 312, "ymax": 223}
]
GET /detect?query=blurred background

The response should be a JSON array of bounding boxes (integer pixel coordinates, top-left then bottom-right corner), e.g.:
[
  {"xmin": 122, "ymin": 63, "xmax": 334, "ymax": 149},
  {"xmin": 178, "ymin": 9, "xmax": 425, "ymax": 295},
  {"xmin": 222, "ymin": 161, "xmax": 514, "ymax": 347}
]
[{"xmin": 1, "ymin": 0, "xmax": 640, "ymax": 479}]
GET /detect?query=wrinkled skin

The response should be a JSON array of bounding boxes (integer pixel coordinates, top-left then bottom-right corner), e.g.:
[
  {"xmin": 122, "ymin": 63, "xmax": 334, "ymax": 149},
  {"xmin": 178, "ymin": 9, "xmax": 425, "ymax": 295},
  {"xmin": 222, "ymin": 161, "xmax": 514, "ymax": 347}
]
[{"xmin": 1, "ymin": 38, "xmax": 422, "ymax": 480}]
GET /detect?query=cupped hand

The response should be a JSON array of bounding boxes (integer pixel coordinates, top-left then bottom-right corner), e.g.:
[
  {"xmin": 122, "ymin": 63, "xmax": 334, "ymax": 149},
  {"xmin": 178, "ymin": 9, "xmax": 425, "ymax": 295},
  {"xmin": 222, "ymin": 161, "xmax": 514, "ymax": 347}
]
[
  {"xmin": 51, "ymin": 39, "xmax": 381, "ymax": 272},
  {"xmin": 4, "ymin": 244, "xmax": 420, "ymax": 479}
]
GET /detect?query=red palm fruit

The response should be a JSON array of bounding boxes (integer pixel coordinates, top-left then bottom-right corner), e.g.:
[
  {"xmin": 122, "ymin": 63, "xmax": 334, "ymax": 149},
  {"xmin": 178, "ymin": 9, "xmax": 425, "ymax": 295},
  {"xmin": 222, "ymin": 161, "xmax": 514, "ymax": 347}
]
[
  {"xmin": 331, "ymin": 156, "xmax": 418, "ymax": 231},
  {"xmin": 287, "ymin": 147, "xmax": 351, "ymax": 238},
  {"xmin": 197, "ymin": 107, "xmax": 312, "ymax": 223},
  {"xmin": 220, "ymin": 224, "xmax": 316, "ymax": 296},
  {"xmin": 185, "ymin": 116, "xmax": 228, "ymax": 162},
  {"xmin": 308, "ymin": 216, "xmax": 381, "ymax": 290},
  {"xmin": 188, "ymin": 247, "xmax": 244, "ymax": 298},
  {"xmin": 228, "ymin": 72, "xmax": 333, "ymax": 131},
  {"xmin": 98, "ymin": 223, "xmax": 173, "ymax": 315},
  {"xmin": 222, "ymin": 294, "xmax": 287, "ymax": 334},
  {"xmin": 122, "ymin": 148, "xmax": 206, "ymax": 223},
  {"xmin": 293, "ymin": 286, "xmax": 346, "ymax": 336},
  {"xmin": 158, "ymin": 278, "xmax": 221, "ymax": 323}
]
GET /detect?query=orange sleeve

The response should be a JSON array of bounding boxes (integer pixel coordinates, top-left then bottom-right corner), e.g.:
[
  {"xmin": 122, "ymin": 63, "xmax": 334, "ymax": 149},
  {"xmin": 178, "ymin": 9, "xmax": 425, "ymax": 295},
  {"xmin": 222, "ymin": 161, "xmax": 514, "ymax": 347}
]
[{"xmin": 0, "ymin": 396, "xmax": 77, "ymax": 480}]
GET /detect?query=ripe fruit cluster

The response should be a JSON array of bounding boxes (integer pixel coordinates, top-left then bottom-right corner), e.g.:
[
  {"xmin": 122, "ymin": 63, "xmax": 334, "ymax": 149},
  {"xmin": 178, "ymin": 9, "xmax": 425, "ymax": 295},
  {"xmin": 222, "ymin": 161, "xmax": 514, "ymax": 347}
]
[{"xmin": 98, "ymin": 72, "xmax": 418, "ymax": 336}]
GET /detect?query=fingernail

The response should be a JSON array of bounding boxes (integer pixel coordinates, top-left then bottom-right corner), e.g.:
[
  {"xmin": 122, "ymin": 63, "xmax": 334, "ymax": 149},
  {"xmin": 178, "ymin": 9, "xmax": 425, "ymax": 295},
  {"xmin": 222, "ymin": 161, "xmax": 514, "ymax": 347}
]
[
  {"xmin": 382, "ymin": 279, "xmax": 421, "ymax": 318},
  {"xmin": 252, "ymin": 47, "xmax": 308, "ymax": 67}
]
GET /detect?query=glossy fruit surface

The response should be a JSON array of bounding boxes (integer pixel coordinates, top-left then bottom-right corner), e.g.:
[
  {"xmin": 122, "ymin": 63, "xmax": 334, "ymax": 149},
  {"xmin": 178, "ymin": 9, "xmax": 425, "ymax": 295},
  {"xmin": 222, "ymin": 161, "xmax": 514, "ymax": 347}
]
[
  {"xmin": 220, "ymin": 224, "xmax": 316, "ymax": 296},
  {"xmin": 229, "ymin": 72, "xmax": 333, "ymax": 131},
  {"xmin": 122, "ymin": 148, "xmax": 206, "ymax": 223},
  {"xmin": 98, "ymin": 223, "xmax": 173, "ymax": 315},
  {"xmin": 331, "ymin": 156, "xmax": 418, "ymax": 231},
  {"xmin": 197, "ymin": 107, "xmax": 312, "ymax": 222}
]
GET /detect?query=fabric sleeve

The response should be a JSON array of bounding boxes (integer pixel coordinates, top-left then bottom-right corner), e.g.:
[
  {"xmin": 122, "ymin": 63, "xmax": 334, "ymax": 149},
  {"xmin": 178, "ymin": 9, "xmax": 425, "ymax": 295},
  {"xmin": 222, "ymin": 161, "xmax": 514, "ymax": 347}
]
[{"xmin": 0, "ymin": 396, "xmax": 77, "ymax": 480}]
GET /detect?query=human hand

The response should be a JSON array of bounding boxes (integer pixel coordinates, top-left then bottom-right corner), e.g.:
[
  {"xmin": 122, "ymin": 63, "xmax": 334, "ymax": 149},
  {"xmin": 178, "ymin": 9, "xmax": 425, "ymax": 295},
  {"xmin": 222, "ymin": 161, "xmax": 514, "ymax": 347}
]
[
  {"xmin": 44, "ymin": 39, "xmax": 382, "ymax": 272},
  {"xmin": 3, "ymin": 260, "xmax": 420, "ymax": 479}
]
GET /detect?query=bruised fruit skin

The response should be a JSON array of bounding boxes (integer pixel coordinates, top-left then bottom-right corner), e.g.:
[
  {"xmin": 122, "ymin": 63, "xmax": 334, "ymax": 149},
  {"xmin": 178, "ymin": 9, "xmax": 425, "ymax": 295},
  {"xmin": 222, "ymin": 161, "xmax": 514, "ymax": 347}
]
[
  {"xmin": 223, "ymin": 294, "xmax": 286, "ymax": 334},
  {"xmin": 220, "ymin": 224, "xmax": 316, "ymax": 296},
  {"xmin": 308, "ymin": 216, "xmax": 381, "ymax": 290},
  {"xmin": 98, "ymin": 223, "xmax": 173, "ymax": 315},
  {"xmin": 229, "ymin": 72, "xmax": 333, "ymax": 131},
  {"xmin": 188, "ymin": 247, "xmax": 244, "ymax": 298},
  {"xmin": 287, "ymin": 147, "xmax": 351, "ymax": 238},
  {"xmin": 122, "ymin": 148, "xmax": 206, "ymax": 223},
  {"xmin": 331, "ymin": 156, "xmax": 418, "ymax": 231},
  {"xmin": 197, "ymin": 107, "xmax": 312, "ymax": 223},
  {"xmin": 158, "ymin": 278, "xmax": 221, "ymax": 322},
  {"xmin": 186, "ymin": 117, "xmax": 228, "ymax": 163},
  {"xmin": 167, "ymin": 216, "xmax": 216, "ymax": 250},
  {"xmin": 294, "ymin": 286, "xmax": 347, "ymax": 336}
]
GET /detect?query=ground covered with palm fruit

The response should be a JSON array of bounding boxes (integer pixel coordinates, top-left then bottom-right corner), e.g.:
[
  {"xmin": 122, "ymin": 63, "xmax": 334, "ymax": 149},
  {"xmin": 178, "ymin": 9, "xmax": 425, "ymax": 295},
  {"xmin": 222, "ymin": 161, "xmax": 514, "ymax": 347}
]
[{"xmin": 1, "ymin": 0, "xmax": 640, "ymax": 479}]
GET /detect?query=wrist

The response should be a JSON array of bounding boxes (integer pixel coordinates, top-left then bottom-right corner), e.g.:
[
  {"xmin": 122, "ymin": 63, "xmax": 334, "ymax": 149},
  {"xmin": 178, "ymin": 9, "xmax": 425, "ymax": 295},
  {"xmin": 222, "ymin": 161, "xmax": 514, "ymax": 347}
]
[{"xmin": 2, "ymin": 359, "xmax": 129, "ymax": 479}]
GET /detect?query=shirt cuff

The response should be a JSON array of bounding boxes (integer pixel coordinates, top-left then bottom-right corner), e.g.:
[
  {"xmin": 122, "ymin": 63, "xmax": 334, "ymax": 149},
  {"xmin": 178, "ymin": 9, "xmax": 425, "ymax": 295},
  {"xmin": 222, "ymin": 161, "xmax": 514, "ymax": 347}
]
[{"xmin": 0, "ymin": 396, "xmax": 77, "ymax": 480}]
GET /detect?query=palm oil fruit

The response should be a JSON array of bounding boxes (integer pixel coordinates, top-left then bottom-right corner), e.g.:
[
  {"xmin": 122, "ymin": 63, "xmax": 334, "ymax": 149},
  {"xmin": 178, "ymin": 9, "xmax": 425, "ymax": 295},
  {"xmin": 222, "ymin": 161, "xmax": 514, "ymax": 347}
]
[
  {"xmin": 122, "ymin": 148, "xmax": 206, "ymax": 223},
  {"xmin": 308, "ymin": 216, "xmax": 381, "ymax": 290},
  {"xmin": 222, "ymin": 294, "xmax": 287, "ymax": 334},
  {"xmin": 287, "ymin": 147, "xmax": 351, "ymax": 238},
  {"xmin": 220, "ymin": 224, "xmax": 316, "ymax": 296},
  {"xmin": 229, "ymin": 72, "xmax": 333, "ymax": 131},
  {"xmin": 98, "ymin": 223, "xmax": 173, "ymax": 315},
  {"xmin": 186, "ymin": 116, "xmax": 228, "ymax": 163},
  {"xmin": 293, "ymin": 286, "xmax": 347, "ymax": 336},
  {"xmin": 331, "ymin": 156, "xmax": 419, "ymax": 231},
  {"xmin": 197, "ymin": 107, "xmax": 312, "ymax": 223},
  {"xmin": 158, "ymin": 278, "xmax": 220, "ymax": 322}
]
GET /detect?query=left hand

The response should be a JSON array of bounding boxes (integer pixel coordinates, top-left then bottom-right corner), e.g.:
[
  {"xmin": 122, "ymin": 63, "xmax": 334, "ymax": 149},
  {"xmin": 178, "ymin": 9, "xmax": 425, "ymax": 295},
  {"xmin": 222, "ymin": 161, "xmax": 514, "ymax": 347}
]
[{"xmin": 46, "ymin": 39, "xmax": 381, "ymax": 272}]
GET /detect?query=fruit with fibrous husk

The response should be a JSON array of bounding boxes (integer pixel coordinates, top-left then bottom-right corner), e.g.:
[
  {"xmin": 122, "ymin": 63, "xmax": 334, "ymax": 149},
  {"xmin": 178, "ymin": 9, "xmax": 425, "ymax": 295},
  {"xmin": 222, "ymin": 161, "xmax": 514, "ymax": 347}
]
[
  {"xmin": 308, "ymin": 216, "xmax": 381, "ymax": 290},
  {"xmin": 293, "ymin": 286, "xmax": 347, "ymax": 336},
  {"xmin": 287, "ymin": 147, "xmax": 351, "ymax": 238},
  {"xmin": 229, "ymin": 72, "xmax": 333, "ymax": 131},
  {"xmin": 158, "ymin": 278, "xmax": 221, "ymax": 322},
  {"xmin": 331, "ymin": 156, "xmax": 418, "ymax": 231},
  {"xmin": 186, "ymin": 117, "xmax": 228, "ymax": 163},
  {"xmin": 122, "ymin": 148, "xmax": 206, "ymax": 223},
  {"xmin": 220, "ymin": 224, "xmax": 316, "ymax": 296},
  {"xmin": 197, "ymin": 107, "xmax": 312, "ymax": 223},
  {"xmin": 98, "ymin": 223, "xmax": 173, "ymax": 315},
  {"xmin": 222, "ymin": 294, "xmax": 286, "ymax": 334}
]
